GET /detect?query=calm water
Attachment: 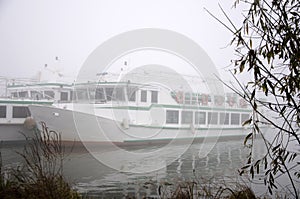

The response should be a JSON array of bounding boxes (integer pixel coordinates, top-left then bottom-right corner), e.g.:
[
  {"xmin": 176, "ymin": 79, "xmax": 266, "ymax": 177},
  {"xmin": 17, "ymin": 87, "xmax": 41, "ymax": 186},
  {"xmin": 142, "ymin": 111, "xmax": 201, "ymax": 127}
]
[
  {"xmin": 1, "ymin": 134, "xmax": 297, "ymax": 198},
  {"xmin": 68, "ymin": 138, "xmax": 253, "ymax": 198}
]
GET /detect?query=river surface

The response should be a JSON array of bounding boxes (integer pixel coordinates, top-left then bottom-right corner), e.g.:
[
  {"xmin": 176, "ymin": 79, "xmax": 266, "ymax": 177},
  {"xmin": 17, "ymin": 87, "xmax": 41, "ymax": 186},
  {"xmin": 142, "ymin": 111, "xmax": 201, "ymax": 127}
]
[{"xmin": 1, "ymin": 133, "xmax": 298, "ymax": 198}]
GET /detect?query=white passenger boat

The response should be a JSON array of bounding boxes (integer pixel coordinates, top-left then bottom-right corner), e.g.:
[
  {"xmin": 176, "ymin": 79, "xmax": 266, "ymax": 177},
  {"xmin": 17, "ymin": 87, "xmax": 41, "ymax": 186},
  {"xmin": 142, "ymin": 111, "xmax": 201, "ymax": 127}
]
[
  {"xmin": 0, "ymin": 81, "xmax": 72, "ymax": 141},
  {"xmin": 28, "ymin": 79, "xmax": 253, "ymax": 144}
]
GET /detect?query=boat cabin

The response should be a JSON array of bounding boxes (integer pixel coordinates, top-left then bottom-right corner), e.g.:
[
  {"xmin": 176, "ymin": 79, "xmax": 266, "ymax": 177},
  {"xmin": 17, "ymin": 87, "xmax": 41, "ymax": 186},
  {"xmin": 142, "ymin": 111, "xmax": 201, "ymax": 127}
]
[
  {"xmin": 71, "ymin": 82, "xmax": 251, "ymax": 128},
  {"xmin": 7, "ymin": 82, "xmax": 73, "ymax": 102},
  {"xmin": 72, "ymin": 82, "xmax": 159, "ymax": 106}
]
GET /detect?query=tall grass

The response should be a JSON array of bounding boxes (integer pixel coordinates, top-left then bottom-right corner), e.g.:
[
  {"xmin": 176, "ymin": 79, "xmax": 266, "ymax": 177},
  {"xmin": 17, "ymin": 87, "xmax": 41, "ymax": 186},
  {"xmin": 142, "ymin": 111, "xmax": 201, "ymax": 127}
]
[
  {"xmin": 155, "ymin": 179, "xmax": 258, "ymax": 199},
  {"xmin": 0, "ymin": 122, "xmax": 80, "ymax": 199}
]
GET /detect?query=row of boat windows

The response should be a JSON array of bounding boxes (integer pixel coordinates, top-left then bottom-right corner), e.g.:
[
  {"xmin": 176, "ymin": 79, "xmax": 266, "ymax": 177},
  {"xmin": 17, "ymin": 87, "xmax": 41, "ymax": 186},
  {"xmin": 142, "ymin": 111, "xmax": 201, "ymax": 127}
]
[
  {"xmin": 11, "ymin": 91, "xmax": 69, "ymax": 101},
  {"xmin": 11, "ymin": 88, "xmax": 159, "ymax": 103},
  {"xmin": 75, "ymin": 87, "xmax": 158, "ymax": 103},
  {"xmin": 0, "ymin": 106, "xmax": 30, "ymax": 119},
  {"xmin": 171, "ymin": 92, "xmax": 247, "ymax": 107},
  {"xmin": 166, "ymin": 110, "xmax": 250, "ymax": 125}
]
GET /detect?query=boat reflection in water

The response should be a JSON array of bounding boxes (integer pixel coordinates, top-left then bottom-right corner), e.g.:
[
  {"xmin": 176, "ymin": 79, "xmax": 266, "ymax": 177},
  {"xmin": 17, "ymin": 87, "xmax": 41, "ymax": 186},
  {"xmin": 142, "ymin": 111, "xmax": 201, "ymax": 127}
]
[{"xmin": 60, "ymin": 136, "xmax": 266, "ymax": 198}]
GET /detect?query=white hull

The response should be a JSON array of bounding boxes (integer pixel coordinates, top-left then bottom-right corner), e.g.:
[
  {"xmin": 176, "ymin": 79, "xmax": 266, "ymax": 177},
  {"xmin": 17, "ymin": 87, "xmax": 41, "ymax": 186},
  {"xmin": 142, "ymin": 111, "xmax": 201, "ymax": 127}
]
[{"xmin": 29, "ymin": 105, "xmax": 251, "ymax": 143}]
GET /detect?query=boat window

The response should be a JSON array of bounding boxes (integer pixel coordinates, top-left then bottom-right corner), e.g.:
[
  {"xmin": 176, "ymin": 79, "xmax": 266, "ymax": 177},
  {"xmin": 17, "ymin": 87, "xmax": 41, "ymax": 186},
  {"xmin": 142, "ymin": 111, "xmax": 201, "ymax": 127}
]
[
  {"xmin": 11, "ymin": 92, "xmax": 18, "ymax": 98},
  {"xmin": 195, "ymin": 112, "xmax": 206, "ymax": 125},
  {"xmin": 181, "ymin": 111, "xmax": 193, "ymax": 124},
  {"xmin": 44, "ymin": 91, "xmax": 55, "ymax": 100},
  {"xmin": 105, "ymin": 88, "xmax": 114, "ymax": 101},
  {"xmin": 227, "ymin": 94, "xmax": 237, "ymax": 107},
  {"xmin": 208, "ymin": 112, "xmax": 218, "ymax": 125},
  {"xmin": 127, "ymin": 87, "xmax": 136, "ymax": 102},
  {"xmin": 241, "ymin": 113, "xmax": 250, "ymax": 124},
  {"xmin": 95, "ymin": 88, "xmax": 105, "ymax": 102},
  {"xmin": 113, "ymin": 87, "xmax": 125, "ymax": 101},
  {"xmin": 88, "ymin": 88, "xmax": 95, "ymax": 101},
  {"xmin": 76, "ymin": 88, "xmax": 89, "ymax": 101},
  {"xmin": 208, "ymin": 95, "xmax": 212, "ymax": 102},
  {"xmin": 18, "ymin": 91, "xmax": 28, "ymax": 98},
  {"xmin": 141, "ymin": 90, "xmax": 147, "ymax": 102},
  {"xmin": 201, "ymin": 94, "xmax": 208, "ymax": 105},
  {"xmin": 30, "ymin": 91, "xmax": 43, "ymax": 100},
  {"xmin": 197, "ymin": 94, "xmax": 202, "ymax": 104},
  {"xmin": 151, "ymin": 91, "xmax": 158, "ymax": 103},
  {"xmin": 60, "ymin": 92, "xmax": 68, "ymax": 101},
  {"xmin": 0, "ymin": 106, "xmax": 6, "ymax": 118},
  {"xmin": 166, "ymin": 110, "xmax": 179, "ymax": 124},
  {"xmin": 170, "ymin": 91, "xmax": 177, "ymax": 101},
  {"xmin": 70, "ymin": 90, "xmax": 75, "ymax": 101},
  {"xmin": 214, "ymin": 95, "xmax": 225, "ymax": 106},
  {"xmin": 231, "ymin": 113, "xmax": 240, "ymax": 125},
  {"xmin": 12, "ymin": 106, "xmax": 30, "ymax": 118},
  {"xmin": 191, "ymin": 94, "xmax": 197, "ymax": 105},
  {"xmin": 219, "ymin": 112, "xmax": 229, "ymax": 125},
  {"xmin": 184, "ymin": 93, "xmax": 191, "ymax": 104},
  {"xmin": 239, "ymin": 98, "xmax": 248, "ymax": 108}
]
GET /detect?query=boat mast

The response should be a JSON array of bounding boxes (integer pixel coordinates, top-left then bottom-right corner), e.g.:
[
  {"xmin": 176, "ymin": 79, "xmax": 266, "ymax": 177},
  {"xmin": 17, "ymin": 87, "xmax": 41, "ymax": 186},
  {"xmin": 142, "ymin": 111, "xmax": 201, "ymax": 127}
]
[{"xmin": 5, "ymin": 78, "xmax": 7, "ymax": 97}]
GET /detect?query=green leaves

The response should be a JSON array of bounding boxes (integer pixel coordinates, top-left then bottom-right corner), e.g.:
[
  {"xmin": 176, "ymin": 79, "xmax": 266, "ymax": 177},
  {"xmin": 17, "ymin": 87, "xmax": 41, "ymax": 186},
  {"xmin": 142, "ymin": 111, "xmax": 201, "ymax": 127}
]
[
  {"xmin": 244, "ymin": 132, "xmax": 253, "ymax": 145},
  {"xmin": 242, "ymin": 118, "xmax": 252, "ymax": 126},
  {"xmin": 240, "ymin": 60, "xmax": 246, "ymax": 73},
  {"xmin": 215, "ymin": 0, "xmax": 300, "ymax": 196}
]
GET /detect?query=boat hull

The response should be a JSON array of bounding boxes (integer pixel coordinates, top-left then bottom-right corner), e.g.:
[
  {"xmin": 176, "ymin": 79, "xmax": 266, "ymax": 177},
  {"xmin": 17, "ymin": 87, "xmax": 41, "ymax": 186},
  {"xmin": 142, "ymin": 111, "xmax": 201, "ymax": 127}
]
[
  {"xmin": 0, "ymin": 123, "xmax": 36, "ymax": 141},
  {"xmin": 29, "ymin": 105, "xmax": 253, "ymax": 143}
]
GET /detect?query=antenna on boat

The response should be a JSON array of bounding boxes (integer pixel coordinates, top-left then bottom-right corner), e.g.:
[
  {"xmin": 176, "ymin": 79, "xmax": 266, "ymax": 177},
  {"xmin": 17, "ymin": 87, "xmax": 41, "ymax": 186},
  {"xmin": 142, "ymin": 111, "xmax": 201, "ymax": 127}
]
[{"xmin": 43, "ymin": 56, "xmax": 64, "ymax": 78}]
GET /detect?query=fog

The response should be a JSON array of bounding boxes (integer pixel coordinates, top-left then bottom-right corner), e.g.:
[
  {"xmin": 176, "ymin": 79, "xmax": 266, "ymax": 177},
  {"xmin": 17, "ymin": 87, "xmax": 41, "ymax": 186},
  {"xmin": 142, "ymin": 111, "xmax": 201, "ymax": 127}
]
[{"xmin": 0, "ymin": 0, "xmax": 247, "ymax": 82}]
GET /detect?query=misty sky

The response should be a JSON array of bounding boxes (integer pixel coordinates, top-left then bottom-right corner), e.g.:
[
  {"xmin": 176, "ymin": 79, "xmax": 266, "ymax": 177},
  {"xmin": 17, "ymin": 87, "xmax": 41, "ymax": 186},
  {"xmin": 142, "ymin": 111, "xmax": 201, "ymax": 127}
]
[{"xmin": 0, "ymin": 0, "xmax": 246, "ymax": 82}]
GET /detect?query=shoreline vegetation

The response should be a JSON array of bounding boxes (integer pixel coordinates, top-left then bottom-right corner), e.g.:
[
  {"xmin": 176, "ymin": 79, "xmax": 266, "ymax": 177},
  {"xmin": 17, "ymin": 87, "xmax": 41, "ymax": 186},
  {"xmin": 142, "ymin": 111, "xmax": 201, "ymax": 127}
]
[
  {"xmin": 0, "ymin": 123, "xmax": 289, "ymax": 199},
  {"xmin": 0, "ymin": 123, "xmax": 80, "ymax": 199}
]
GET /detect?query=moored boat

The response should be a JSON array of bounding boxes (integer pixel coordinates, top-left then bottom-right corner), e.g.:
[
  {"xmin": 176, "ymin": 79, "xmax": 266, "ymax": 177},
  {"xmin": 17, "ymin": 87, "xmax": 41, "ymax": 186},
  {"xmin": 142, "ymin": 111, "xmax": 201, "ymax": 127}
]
[{"xmin": 29, "ymin": 80, "xmax": 253, "ymax": 144}]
